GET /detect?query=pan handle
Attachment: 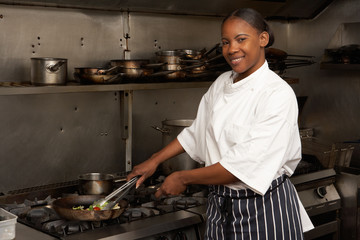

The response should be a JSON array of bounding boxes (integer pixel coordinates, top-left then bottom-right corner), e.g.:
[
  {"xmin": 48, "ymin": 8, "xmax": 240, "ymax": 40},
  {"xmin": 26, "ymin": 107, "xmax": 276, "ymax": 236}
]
[
  {"xmin": 97, "ymin": 66, "xmax": 119, "ymax": 75},
  {"xmin": 203, "ymin": 43, "xmax": 220, "ymax": 58},
  {"xmin": 142, "ymin": 62, "xmax": 168, "ymax": 68},
  {"xmin": 103, "ymin": 73, "xmax": 125, "ymax": 83},
  {"xmin": 46, "ymin": 60, "xmax": 66, "ymax": 72},
  {"xmin": 151, "ymin": 125, "xmax": 170, "ymax": 134}
]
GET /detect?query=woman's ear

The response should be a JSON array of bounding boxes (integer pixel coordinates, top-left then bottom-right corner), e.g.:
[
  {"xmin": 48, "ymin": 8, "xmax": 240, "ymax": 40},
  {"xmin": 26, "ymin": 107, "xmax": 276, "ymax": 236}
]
[{"xmin": 259, "ymin": 31, "xmax": 269, "ymax": 47}]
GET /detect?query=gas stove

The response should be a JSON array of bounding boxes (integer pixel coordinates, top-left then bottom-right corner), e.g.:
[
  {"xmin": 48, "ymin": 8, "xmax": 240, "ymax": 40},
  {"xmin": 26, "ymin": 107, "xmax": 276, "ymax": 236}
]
[
  {"xmin": 0, "ymin": 165, "xmax": 342, "ymax": 240},
  {"xmin": 0, "ymin": 173, "xmax": 207, "ymax": 240}
]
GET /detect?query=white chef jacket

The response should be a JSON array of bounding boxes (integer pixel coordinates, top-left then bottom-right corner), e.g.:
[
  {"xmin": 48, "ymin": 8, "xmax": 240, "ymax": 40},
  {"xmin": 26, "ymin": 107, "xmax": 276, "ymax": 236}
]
[{"xmin": 177, "ymin": 61, "xmax": 314, "ymax": 232}]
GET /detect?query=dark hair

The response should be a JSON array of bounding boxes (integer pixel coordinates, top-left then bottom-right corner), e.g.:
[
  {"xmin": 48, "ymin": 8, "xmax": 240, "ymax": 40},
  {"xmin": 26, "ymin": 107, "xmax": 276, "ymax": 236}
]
[{"xmin": 223, "ymin": 8, "xmax": 274, "ymax": 48}]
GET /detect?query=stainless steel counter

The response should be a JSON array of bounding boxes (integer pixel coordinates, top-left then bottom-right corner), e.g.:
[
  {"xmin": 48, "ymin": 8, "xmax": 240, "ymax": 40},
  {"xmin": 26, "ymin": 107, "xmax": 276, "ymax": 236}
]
[{"xmin": 16, "ymin": 223, "xmax": 56, "ymax": 240}]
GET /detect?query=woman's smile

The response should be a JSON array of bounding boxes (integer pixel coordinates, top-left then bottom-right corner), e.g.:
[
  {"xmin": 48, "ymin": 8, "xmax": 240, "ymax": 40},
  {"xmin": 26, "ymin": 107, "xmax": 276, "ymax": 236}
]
[{"xmin": 230, "ymin": 56, "xmax": 244, "ymax": 65}]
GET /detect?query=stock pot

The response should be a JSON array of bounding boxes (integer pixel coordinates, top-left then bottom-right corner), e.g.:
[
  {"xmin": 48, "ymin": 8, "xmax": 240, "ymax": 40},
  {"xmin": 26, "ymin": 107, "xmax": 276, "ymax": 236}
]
[
  {"xmin": 31, "ymin": 57, "xmax": 67, "ymax": 85},
  {"xmin": 153, "ymin": 119, "xmax": 201, "ymax": 175}
]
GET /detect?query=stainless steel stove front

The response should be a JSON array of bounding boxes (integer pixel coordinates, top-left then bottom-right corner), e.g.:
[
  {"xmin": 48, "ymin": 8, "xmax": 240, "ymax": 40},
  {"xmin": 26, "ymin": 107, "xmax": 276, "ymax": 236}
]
[{"xmin": 291, "ymin": 169, "xmax": 341, "ymax": 240}]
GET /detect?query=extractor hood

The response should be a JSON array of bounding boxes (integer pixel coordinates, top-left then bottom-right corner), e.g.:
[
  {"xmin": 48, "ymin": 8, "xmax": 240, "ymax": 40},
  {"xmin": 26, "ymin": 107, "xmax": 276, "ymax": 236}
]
[{"xmin": 0, "ymin": 0, "xmax": 335, "ymax": 19}]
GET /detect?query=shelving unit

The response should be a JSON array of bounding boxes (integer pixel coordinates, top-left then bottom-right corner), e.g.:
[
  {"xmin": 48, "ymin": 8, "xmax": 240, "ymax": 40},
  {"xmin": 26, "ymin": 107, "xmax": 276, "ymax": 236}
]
[
  {"xmin": 319, "ymin": 22, "xmax": 360, "ymax": 71},
  {"xmin": 0, "ymin": 81, "xmax": 213, "ymax": 96},
  {"xmin": 320, "ymin": 63, "xmax": 360, "ymax": 70}
]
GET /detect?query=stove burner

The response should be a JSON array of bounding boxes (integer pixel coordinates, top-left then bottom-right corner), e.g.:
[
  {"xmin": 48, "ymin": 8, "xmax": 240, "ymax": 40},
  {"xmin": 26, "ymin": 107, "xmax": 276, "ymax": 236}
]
[
  {"xmin": 65, "ymin": 221, "xmax": 92, "ymax": 234},
  {"xmin": 42, "ymin": 219, "xmax": 66, "ymax": 233},
  {"xmin": 24, "ymin": 196, "xmax": 53, "ymax": 207},
  {"xmin": 26, "ymin": 207, "xmax": 55, "ymax": 225},
  {"xmin": 7, "ymin": 205, "xmax": 30, "ymax": 216},
  {"xmin": 155, "ymin": 204, "xmax": 175, "ymax": 213},
  {"xmin": 123, "ymin": 207, "xmax": 160, "ymax": 221},
  {"xmin": 176, "ymin": 198, "xmax": 198, "ymax": 209}
]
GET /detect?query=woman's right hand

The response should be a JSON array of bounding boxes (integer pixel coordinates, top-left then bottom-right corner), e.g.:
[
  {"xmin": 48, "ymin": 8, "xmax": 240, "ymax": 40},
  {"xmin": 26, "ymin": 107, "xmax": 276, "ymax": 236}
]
[
  {"xmin": 126, "ymin": 153, "xmax": 160, "ymax": 188},
  {"xmin": 127, "ymin": 138, "xmax": 185, "ymax": 188}
]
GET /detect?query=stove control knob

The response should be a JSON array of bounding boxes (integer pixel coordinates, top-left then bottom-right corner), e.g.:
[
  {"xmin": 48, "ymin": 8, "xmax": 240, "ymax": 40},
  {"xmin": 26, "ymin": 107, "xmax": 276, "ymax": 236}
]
[{"xmin": 315, "ymin": 186, "xmax": 327, "ymax": 198}]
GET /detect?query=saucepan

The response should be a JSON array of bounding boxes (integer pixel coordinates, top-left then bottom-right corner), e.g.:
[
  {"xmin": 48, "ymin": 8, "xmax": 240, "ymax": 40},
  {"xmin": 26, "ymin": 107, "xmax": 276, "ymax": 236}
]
[
  {"xmin": 31, "ymin": 57, "xmax": 68, "ymax": 85},
  {"xmin": 52, "ymin": 195, "xmax": 127, "ymax": 221},
  {"xmin": 78, "ymin": 173, "xmax": 127, "ymax": 195}
]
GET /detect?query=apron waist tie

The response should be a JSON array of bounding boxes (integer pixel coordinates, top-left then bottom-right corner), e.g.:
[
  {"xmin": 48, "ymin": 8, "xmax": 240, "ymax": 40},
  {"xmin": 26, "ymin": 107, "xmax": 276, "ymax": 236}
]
[{"xmin": 216, "ymin": 175, "xmax": 288, "ymax": 215}]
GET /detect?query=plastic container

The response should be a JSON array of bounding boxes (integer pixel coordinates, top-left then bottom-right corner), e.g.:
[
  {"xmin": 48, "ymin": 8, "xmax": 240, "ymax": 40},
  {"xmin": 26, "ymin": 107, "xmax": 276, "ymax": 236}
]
[{"xmin": 0, "ymin": 208, "xmax": 17, "ymax": 240}]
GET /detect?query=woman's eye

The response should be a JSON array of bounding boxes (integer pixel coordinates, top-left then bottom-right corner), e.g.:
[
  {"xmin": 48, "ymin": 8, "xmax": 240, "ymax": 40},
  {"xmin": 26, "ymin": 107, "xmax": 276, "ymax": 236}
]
[
  {"xmin": 222, "ymin": 41, "xmax": 229, "ymax": 46},
  {"xmin": 236, "ymin": 38, "xmax": 246, "ymax": 43}
]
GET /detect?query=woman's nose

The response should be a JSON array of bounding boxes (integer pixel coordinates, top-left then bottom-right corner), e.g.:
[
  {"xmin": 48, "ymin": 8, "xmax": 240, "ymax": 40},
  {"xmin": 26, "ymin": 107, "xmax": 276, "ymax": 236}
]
[{"xmin": 228, "ymin": 42, "xmax": 239, "ymax": 54}]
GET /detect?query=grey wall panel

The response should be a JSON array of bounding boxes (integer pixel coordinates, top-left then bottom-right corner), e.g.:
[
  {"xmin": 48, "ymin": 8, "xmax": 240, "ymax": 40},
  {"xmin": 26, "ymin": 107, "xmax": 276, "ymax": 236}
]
[
  {"xmin": 283, "ymin": 0, "xmax": 360, "ymax": 144},
  {"xmin": 0, "ymin": 5, "xmax": 125, "ymax": 82},
  {"xmin": 0, "ymin": 92, "xmax": 124, "ymax": 193},
  {"xmin": 132, "ymin": 88, "xmax": 208, "ymax": 166},
  {"xmin": 128, "ymin": 13, "xmax": 222, "ymax": 60}
]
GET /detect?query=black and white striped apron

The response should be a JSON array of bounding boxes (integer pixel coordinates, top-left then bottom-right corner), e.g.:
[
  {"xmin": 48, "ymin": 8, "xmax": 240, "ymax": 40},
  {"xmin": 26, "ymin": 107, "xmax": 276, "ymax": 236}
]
[{"xmin": 205, "ymin": 175, "xmax": 304, "ymax": 240}]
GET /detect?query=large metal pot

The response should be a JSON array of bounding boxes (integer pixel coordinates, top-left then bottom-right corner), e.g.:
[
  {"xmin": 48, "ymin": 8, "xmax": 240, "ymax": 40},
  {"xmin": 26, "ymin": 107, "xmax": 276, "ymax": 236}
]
[
  {"xmin": 31, "ymin": 57, "xmax": 67, "ymax": 85},
  {"xmin": 78, "ymin": 173, "xmax": 114, "ymax": 195},
  {"xmin": 153, "ymin": 119, "xmax": 200, "ymax": 175}
]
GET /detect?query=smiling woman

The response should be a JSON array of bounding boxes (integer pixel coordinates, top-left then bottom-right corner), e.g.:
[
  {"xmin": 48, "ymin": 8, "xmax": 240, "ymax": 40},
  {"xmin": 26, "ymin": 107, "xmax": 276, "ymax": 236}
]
[{"xmin": 127, "ymin": 7, "xmax": 314, "ymax": 240}]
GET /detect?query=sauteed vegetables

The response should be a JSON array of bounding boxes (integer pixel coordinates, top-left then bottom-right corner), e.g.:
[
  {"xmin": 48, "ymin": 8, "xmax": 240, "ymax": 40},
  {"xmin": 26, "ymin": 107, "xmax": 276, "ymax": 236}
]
[{"xmin": 72, "ymin": 201, "xmax": 120, "ymax": 211}]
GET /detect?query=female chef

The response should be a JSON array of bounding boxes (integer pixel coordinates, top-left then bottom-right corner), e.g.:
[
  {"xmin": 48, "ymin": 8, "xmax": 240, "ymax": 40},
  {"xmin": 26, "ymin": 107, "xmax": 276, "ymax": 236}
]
[{"xmin": 127, "ymin": 8, "xmax": 313, "ymax": 239}]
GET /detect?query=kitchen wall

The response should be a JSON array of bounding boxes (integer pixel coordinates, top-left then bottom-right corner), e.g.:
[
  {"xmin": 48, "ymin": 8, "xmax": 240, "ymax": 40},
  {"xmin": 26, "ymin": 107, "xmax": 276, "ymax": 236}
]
[
  {"xmin": 0, "ymin": 5, "xmax": 221, "ymax": 192},
  {"xmin": 283, "ymin": 0, "xmax": 360, "ymax": 166},
  {"xmin": 0, "ymin": 0, "xmax": 359, "ymax": 192}
]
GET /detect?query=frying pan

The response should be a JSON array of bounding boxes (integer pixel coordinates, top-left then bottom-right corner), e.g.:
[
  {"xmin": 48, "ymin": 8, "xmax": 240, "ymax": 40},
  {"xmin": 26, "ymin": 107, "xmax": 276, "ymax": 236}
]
[
  {"xmin": 74, "ymin": 72, "xmax": 124, "ymax": 84},
  {"xmin": 52, "ymin": 195, "xmax": 127, "ymax": 221},
  {"xmin": 74, "ymin": 66, "xmax": 119, "ymax": 75}
]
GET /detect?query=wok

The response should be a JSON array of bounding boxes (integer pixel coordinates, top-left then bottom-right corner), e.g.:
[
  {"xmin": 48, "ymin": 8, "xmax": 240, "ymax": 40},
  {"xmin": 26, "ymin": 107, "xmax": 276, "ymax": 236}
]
[{"xmin": 52, "ymin": 195, "xmax": 128, "ymax": 221}]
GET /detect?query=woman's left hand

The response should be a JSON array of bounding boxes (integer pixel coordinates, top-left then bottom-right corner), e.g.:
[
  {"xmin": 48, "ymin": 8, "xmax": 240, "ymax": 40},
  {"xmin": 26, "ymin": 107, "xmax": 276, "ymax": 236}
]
[{"xmin": 155, "ymin": 171, "xmax": 187, "ymax": 198}]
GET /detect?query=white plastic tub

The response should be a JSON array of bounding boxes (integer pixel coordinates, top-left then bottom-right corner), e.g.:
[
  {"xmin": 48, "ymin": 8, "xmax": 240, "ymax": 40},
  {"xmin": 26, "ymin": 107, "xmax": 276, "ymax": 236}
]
[{"xmin": 0, "ymin": 208, "xmax": 17, "ymax": 240}]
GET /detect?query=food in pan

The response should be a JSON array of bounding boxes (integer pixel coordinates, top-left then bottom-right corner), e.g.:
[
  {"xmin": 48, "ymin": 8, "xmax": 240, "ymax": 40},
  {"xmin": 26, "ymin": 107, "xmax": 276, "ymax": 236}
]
[{"xmin": 72, "ymin": 202, "xmax": 120, "ymax": 211}]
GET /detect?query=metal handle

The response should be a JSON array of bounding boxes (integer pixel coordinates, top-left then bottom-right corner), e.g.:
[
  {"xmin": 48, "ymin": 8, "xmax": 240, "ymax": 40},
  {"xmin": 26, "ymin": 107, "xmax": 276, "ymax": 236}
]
[
  {"xmin": 97, "ymin": 66, "xmax": 119, "ymax": 75},
  {"xmin": 202, "ymin": 43, "xmax": 220, "ymax": 58},
  {"xmin": 46, "ymin": 60, "xmax": 66, "ymax": 72},
  {"xmin": 151, "ymin": 125, "xmax": 170, "ymax": 134},
  {"xmin": 103, "ymin": 73, "xmax": 124, "ymax": 83}
]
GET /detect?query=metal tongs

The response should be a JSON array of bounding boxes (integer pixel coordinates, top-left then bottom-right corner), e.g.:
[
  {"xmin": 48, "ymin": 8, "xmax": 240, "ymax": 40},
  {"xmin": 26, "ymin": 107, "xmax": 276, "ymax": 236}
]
[{"xmin": 93, "ymin": 176, "xmax": 138, "ymax": 210}]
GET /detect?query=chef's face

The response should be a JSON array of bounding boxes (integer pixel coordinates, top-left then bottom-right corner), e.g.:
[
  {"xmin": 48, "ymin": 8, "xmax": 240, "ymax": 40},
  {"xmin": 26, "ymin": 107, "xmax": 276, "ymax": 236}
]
[{"xmin": 221, "ymin": 17, "xmax": 269, "ymax": 82}]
